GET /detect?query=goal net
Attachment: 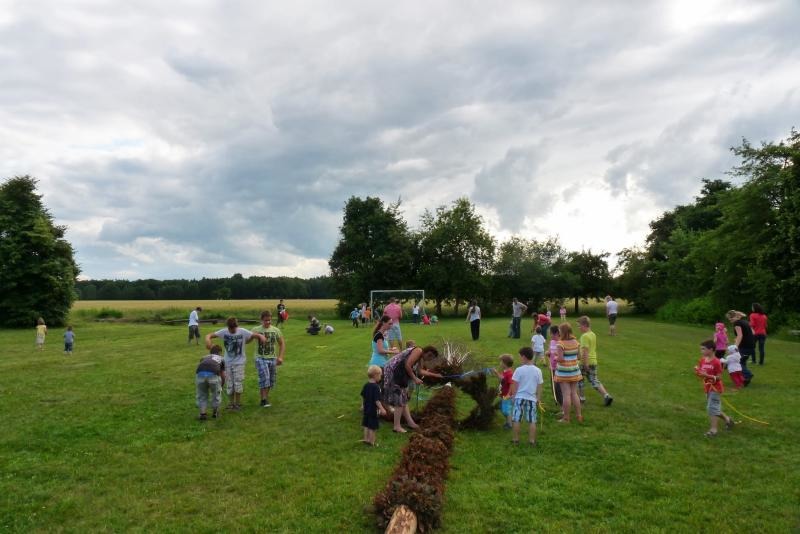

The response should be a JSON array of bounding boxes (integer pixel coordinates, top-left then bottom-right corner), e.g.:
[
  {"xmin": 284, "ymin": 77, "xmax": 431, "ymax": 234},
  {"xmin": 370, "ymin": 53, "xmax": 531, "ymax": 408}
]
[{"xmin": 370, "ymin": 289, "xmax": 426, "ymax": 322}]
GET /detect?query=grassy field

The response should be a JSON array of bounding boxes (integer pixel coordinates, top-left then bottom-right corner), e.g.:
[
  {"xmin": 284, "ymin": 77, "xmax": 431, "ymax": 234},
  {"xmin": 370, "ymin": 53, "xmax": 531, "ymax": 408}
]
[{"xmin": 1, "ymin": 307, "xmax": 798, "ymax": 532}]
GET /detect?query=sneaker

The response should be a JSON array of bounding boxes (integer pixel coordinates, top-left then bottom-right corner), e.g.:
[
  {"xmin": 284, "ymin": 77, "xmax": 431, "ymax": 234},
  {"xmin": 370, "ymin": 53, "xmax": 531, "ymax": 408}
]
[
  {"xmin": 503, "ymin": 422, "xmax": 512, "ymax": 429},
  {"xmin": 226, "ymin": 404, "xmax": 237, "ymax": 411},
  {"xmin": 579, "ymin": 397, "xmax": 586, "ymax": 404},
  {"xmin": 198, "ymin": 413, "xmax": 207, "ymax": 421},
  {"xmin": 212, "ymin": 409, "xmax": 218, "ymax": 419},
  {"xmin": 726, "ymin": 419, "xmax": 735, "ymax": 431},
  {"xmin": 704, "ymin": 431, "xmax": 717, "ymax": 438},
  {"xmin": 262, "ymin": 400, "xmax": 272, "ymax": 408},
  {"xmin": 604, "ymin": 395, "xmax": 614, "ymax": 407}
]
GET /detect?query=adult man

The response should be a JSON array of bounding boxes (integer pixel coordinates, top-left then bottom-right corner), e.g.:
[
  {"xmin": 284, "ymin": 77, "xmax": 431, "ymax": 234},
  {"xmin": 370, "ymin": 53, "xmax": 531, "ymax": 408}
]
[
  {"xmin": 252, "ymin": 311, "xmax": 286, "ymax": 408},
  {"xmin": 276, "ymin": 299, "xmax": 287, "ymax": 326},
  {"xmin": 383, "ymin": 298, "xmax": 404, "ymax": 348},
  {"xmin": 605, "ymin": 296, "xmax": 619, "ymax": 336},
  {"xmin": 188, "ymin": 306, "xmax": 202, "ymax": 345},
  {"xmin": 577, "ymin": 316, "xmax": 613, "ymax": 406},
  {"xmin": 205, "ymin": 317, "xmax": 266, "ymax": 410},
  {"xmin": 511, "ymin": 297, "xmax": 528, "ymax": 339}
]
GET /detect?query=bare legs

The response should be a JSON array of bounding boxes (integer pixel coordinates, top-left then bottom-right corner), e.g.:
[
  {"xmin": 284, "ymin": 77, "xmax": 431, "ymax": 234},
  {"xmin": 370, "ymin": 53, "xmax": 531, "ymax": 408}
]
[{"xmin": 559, "ymin": 382, "xmax": 582, "ymax": 422}]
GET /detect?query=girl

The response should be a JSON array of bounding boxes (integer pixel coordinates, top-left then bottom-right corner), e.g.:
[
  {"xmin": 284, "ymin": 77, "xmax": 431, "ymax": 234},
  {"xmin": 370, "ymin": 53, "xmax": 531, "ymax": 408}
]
[
  {"xmin": 35, "ymin": 317, "xmax": 47, "ymax": 350},
  {"xmin": 713, "ymin": 322, "xmax": 728, "ymax": 358},
  {"xmin": 554, "ymin": 322, "xmax": 583, "ymax": 423},
  {"xmin": 368, "ymin": 315, "xmax": 396, "ymax": 368}
]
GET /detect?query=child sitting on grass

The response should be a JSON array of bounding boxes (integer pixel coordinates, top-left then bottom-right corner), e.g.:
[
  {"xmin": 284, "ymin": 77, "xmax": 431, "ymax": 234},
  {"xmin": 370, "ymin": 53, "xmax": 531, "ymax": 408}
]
[
  {"xmin": 694, "ymin": 340, "xmax": 734, "ymax": 437},
  {"xmin": 492, "ymin": 354, "xmax": 515, "ymax": 429},
  {"xmin": 510, "ymin": 347, "xmax": 544, "ymax": 447},
  {"xmin": 720, "ymin": 344, "xmax": 745, "ymax": 389},
  {"xmin": 361, "ymin": 365, "xmax": 387, "ymax": 446},
  {"xmin": 196, "ymin": 345, "xmax": 225, "ymax": 421}
]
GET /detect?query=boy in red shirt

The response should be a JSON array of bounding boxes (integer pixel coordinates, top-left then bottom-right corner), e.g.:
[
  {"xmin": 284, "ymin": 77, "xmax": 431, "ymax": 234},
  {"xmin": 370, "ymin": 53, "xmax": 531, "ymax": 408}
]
[
  {"xmin": 493, "ymin": 354, "xmax": 515, "ymax": 429},
  {"xmin": 694, "ymin": 340, "xmax": 734, "ymax": 437}
]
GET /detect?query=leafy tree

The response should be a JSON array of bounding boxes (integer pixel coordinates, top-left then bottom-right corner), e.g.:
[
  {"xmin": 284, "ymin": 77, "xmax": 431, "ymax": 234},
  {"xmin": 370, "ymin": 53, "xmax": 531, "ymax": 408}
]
[
  {"xmin": 417, "ymin": 198, "xmax": 495, "ymax": 315},
  {"xmin": 559, "ymin": 250, "xmax": 610, "ymax": 314},
  {"xmin": 492, "ymin": 237, "xmax": 566, "ymax": 312},
  {"xmin": 0, "ymin": 176, "xmax": 79, "ymax": 326},
  {"xmin": 329, "ymin": 197, "xmax": 414, "ymax": 312}
]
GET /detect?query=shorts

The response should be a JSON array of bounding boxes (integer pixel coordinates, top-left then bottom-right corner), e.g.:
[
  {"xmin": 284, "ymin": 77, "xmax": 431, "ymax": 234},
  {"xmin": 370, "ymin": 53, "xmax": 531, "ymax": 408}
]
[
  {"xmin": 608, "ymin": 314, "xmax": 617, "ymax": 325},
  {"xmin": 500, "ymin": 398, "xmax": 512, "ymax": 417},
  {"xmin": 706, "ymin": 391, "xmax": 722, "ymax": 417},
  {"xmin": 255, "ymin": 357, "xmax": 277, "ymax": 389},
  {"xmin": 225, "ymin": 363, "xmax": 245, "ymax": 394},
  {"xmin": 512, "ymin": 398, "xmax": 538, "ymax": 423},
  {"xmin": 533, "ymin": 351, "xmax": 544, "ymax": 361},
  {"xmin": 583, "ymin": 364, "xmax": 604, "ymax": 390},
  {"xmin": 188, "ymin": 325, "xmax": 200, "ymax": 339},
  {"xmin": 386, "ymin": 323, "xmax": 402, "ymax": 342}
]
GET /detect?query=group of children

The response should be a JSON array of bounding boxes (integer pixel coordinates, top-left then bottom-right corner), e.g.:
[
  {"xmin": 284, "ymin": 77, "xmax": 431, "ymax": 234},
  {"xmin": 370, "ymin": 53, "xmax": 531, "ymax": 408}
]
[{"xmin": 34, "ymin": 318, "xmax": 74, "ymax": 355}]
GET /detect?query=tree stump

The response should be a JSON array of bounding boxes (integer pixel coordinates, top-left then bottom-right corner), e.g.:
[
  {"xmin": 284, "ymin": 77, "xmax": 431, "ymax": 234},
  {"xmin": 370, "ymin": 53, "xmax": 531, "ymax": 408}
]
[{"xmin": 386, "ymin": 505, "xmax": 417, "ymax": 534}]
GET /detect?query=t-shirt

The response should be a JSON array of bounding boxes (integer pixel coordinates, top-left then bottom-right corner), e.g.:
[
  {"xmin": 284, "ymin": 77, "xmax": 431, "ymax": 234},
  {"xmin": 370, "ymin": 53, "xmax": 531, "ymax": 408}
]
[
  {"xmin": 499, "ymin": 368, "xmax": 514, "ymax": 398},
  {"xmin": 197, "ymin": 353, "xmax": 225, "ymax": 375},
  {"xmin": 252, "ymin": 325, "xmax": 282, "ymax": 358},
  {"xmin": 361, "ymin": 382, "xmax": 381, "ymax": 417},
  {"xmin": 350, "ymin": 310, "xmax": 360, "ymax": 320},
  {"xmin": 36, "ymin": 324, "xmax": 47, "ymax": 336},
  {"xmin": 721, "ymin": 352, "xmax": 742, "ymax": 374},
  {"xmin": 606, "ymin": 300, "xmax": 619, "ymax": 315},
  {"xmin": 384, "ymin": 303, "xmax": 402, "ymax": 324},
  {"xmin": 531, "ymin": 334, "xmax": 545, "ymax": 353},
  {"xmin": 749, "ymin": 313, "xmax": 767, "ymax": 336},
  {"xmin": 512, "ymin": 301, "xmax": 526, "ymax": 318},
  {"xmin": 64, "ymin": 331, "xmax": 75, "ymax": 343},
  {"xmin": 469, "ymin": 306, "xmax": 481, "ymax": 322},
  {"xmin": 696, "ymin": 356, "xmax": 723, "ymax": 393},
  {"xmin": 188, "ymin": 310, "xmax": 199, "ymax": 326},
  {"xmin": 214, "ymin": 327, "xmax": 253, "ymax": 365},
  {"xmin": 412, "ymin": 305, "xmax": 420, "ymax": 316},
  {"xmin": 511, "ymin": 364, "xmax": 544, "ymax": 401},
  {"xmin": 714, "ymin": 330, "xmax": 728, "ymax": 351},
  {"xmin": 324, "ymin": 324, "xmax": 334, "ymax": 334},
  {"xmin": 734, "ymin": 319, "xmax": 755, "ymax": 351},
  {"xmin": 537, "ymin": 314, "xmax": 550, "ymax": 327},
  {"xmin": 579, "ymin": 330, "xmax": 598, "ymax": 366}
]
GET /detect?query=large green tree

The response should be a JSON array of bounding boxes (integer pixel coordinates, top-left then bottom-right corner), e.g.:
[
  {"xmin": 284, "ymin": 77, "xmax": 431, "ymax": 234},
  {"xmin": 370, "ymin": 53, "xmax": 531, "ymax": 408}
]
[
  {"xmin": 416, "ymin": 198, "xmax": 495, "ymax": 315},
  {"xmin": 328, "ymin": 196, "xmax": 414, "ymax": 312},
  {"xmin": 559, "ymin": 250, "xmax": 611, "ymax": 314},
  {"xmin": 0, "ymin": 176, "xmax": 79, "ymax": 327},
  {"xmin": 491, "ymin": 237, "xmax": 566, "ymax": 311}
]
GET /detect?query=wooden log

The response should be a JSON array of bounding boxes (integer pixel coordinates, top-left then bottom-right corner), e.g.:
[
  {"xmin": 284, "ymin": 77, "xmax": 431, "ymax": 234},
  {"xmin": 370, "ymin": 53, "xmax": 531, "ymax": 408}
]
[{"xmin": 385, "ymin": 505, "xmax": 417, "ymax": 534}]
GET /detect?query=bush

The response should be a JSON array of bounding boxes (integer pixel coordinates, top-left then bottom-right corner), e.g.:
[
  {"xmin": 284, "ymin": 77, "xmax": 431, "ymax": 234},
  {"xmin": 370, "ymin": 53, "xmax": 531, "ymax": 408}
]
[
  {"xmin": 95, "ymin": 308, "xmax": 124, "ymax": 319},
  {"xmin": 656, "ymin": 297, "xmax": 720, "ymax": 325}
]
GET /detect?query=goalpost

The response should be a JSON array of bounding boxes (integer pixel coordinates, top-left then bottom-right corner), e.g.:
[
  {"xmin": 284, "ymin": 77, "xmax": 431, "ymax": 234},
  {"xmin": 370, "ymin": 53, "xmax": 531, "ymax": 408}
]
[{"xmin": 370, "ymin": 289, "xmax": 426, "ymax": 322}]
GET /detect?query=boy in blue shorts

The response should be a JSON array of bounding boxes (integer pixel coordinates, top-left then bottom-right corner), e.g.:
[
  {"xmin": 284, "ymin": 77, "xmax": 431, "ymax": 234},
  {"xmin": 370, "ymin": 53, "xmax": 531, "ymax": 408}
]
[
  {"xmin": 493, "ymin": 354, "xmax": 514, "ymax": 429},
  {"xmin": 510, "ymin": 347, "xmax": 544, "ymax": 447}
]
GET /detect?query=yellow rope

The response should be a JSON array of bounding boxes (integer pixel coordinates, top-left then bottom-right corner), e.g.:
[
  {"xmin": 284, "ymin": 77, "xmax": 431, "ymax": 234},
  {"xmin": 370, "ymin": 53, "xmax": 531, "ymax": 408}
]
[{"xmin": 721, "ymin": 396, "xmax": 770, "ymax": 425}]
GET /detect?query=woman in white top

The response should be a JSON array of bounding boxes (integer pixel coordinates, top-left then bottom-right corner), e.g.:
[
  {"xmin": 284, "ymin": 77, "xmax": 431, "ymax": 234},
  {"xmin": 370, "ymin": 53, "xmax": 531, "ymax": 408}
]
[{"xmin": 466, "ymin": 300, "xmax": 481, "ymax": 341}]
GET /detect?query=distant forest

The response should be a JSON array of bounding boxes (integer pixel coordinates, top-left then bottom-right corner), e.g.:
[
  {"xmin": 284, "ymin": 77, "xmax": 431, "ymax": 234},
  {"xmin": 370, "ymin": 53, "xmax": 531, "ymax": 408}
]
[{"xmin": 76, "ymin": 275, "xmax": 332, "ymax": 300}]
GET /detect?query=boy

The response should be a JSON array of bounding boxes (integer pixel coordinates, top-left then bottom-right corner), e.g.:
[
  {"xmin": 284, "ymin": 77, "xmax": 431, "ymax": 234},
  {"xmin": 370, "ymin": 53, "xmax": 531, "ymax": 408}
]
[
  {"xmin": 531, "ymin": 326, "xmax": 546, "ymax": 366},
  {"xmin": 252, "ymin": 311, "xmax": 286, "ymax": 408},
  {"xmin": 577, "ymin": 316, "xmax": 613, "ymax": 406},
  {"xmin": 196, "ymin": 345, "xmax": 225, "ymax": 420},
  {"xmin": 350, "ymin": 307, "xmax": 360, "ymax": 327},
  {"xmin": 492, "ymin": 354, "xmax": 515, "ymax": 429},
  {"xmin": 694, "ymin": 340, "xmax": 734, "ymax": 437},
  {"xmin": 361, "ymin": 365, "xmax": 387, "ymax": 446},
  {"xmin": 64, "ymin": 326, "xmax": 75, "ymax": 355},
  {"xmin": 205, "ymin": 317, "xmax": 266, "ymax": 411},
  {"xmin": 510, "ymin": 347, "xmax": 544, "ymax": 447}
]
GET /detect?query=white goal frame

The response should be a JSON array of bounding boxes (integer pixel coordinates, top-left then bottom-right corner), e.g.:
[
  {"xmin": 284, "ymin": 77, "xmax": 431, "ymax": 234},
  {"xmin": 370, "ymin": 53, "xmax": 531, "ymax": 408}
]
[{"xmin": 370, "ymin": 289, "xmax": 426, "ymax": 320}]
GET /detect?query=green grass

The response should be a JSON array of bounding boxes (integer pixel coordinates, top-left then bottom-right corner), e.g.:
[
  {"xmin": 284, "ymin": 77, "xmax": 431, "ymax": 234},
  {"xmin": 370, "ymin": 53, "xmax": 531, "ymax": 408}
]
[{"xmin": 1, "ymin": 311, "xmax": 798, "ymax": 532}]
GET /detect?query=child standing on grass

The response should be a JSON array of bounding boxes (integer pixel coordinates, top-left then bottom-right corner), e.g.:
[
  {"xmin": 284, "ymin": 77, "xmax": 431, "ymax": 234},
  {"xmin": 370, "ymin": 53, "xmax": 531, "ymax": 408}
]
[
  {"xmin": 720, "ymin": 344, "xmax": 745, "ymax": 389},
  {"xmin": 694, "ymin": 340, "xmax": 734, "ymax": 437},
  {"xmin": 35, "ymin": 317, "xmax": 47, "ymax": 350},
  {"xmin": 63, "ymin": 326, "xmax": 74, "ymax": 355},
  {"xmin": 714, "ymin": 322, "xmax": 728, "ymax": 358},
  {"xmin": 510, "ymin": 347, "xmax": 543, "ymax": 447},
  {"xmin": 559, "ymin": 306, "xmax": 567, "ymax": 322},
  {"xmin": 492, "ymin": 354, "xmax": 515, "ymax": 429},
  {"xmin": 547, "ymin": 325, "xmax": 563, "ymax": 408},
  {"xmin": 196, "ymin": 345, "xmax": 225, "ymax": 421},
  {"xmin": 531, "ymin": 327, "xmax": 546, "ymax": 366},
  {"xmin": 361, "ymin": 365, "xmax": 387, "ymax": 446},
  {"xmin": 350, "ymin": 308, "xmax": 360, "ymax": 327}
]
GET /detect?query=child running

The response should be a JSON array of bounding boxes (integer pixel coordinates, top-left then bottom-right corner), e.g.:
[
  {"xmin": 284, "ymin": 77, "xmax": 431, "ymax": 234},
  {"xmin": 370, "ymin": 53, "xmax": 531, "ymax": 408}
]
[
  {"xmin": 64, "ymin": 326, "xmax": 75, "ymax": 355},
  {"xmin": 35, "ymin": 317, "xmax": 47, "ymax": 350},
  {"xmin": 720, "ymin": 344, "xmax": 745, "ymax": 389},
  {"xmin": 694, "ymin": 340, "xmax": 734, "ymax": 437},
  {"xmin": 509, "ymin": 347, "xmax": 544, "ymax": 447},
  {"xmin": 577, "ymin": 316, "xmax": 613, "ymax": 406},
  {"xmin": 361, "ymin": 365, "xmax": 387, "ymax": 446},
  {"xmin": 493, "ymin": 354, "xmax": 515, "ymax": 429}
]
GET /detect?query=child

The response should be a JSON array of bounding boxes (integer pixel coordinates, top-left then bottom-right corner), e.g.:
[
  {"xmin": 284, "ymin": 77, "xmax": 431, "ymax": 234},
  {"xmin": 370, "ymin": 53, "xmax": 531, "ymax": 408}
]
[
  {"xmin": 559, "ymin": 306, "xmax": 567, "ymax": 322},
  {"xmin": 361, "ymin": 365, "xmax": 387, "ymax": 446},
  {"xmin": 35, "ymin": 317, "xmax": 47, "ymax": 350},
  {"xmin": 577, "ymin": 316, "xmax": 613, "ymax": 406},
  {"xmin": 324, "ymin": 324, "xmax": 335, "ymax": 335},
  {"xmin": 422, "ymin": 314, "xmax": 430, "ymax": 325},
  {"xmin": 714, "ymin": 322, "xmax": 728, "ymax": 358},
  {"xmin": 492, "ymin": 354, "xmax": 515, "ymax": 429},
  {"xmin": 350, "ymin": 308, "xmax": 360, "ymax": 327},
  {"xmin": 531, "ymin": 326, "xmax": 546, "ymax": 366},
  {"xmin": 430, "ymin": 315, "xmax": 439, "ymax": 324},
  {"xmin": 510, "ymin": 347, "xmax": 544, "ymax": 447},
  {"xmin": 694, "ymin": 340, "xmax": 734, "ymax": 437},
  {"xmin": 196, "ymin": 345, "xmax": 225, "ymax": 421},
  {"xmin": 720, "ymin": 344, "xmax": 745, "ymax": 389},
  {"xmin": 64, "ymin": 326, "xmax": 74, "ymax": 355},
  {"xmin": 546, "ymin": 325, "xmax": 563, "ymax": 408},
  {"xmin": 507, "ymin": 319, "xmax": 514, "ymax": 338}
]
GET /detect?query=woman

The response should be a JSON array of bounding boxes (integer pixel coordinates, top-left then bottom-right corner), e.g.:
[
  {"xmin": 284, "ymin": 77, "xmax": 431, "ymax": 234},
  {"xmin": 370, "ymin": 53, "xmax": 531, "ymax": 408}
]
[
  {"xmin": 466, "ymin": 300, "xmax": 481, "ymax": 341},
  {"xmin": 554, "ymin": 322, "xmax": 583, "ymax": 423},
  {"xmin": 749, "ymin": 303, "xmax": 768, "ymax": 365},
  {"xmin": 368, "ymin": 315, "xmax": 396, "ymax": 368},
  {"xmin": 726, "ymin": 310, "xmax": 755, "ymax": 386},
  {"xmin": 383, "ymin": 345, "xmax": 443, "ymax": 433}
]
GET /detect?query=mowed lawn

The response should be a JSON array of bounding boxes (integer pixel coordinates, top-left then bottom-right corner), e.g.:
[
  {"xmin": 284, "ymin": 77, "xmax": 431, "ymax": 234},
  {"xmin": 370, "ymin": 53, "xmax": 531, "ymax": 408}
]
[{"xmin": 1, "ymin": 311, "xmax": 798, "ymax": 532}]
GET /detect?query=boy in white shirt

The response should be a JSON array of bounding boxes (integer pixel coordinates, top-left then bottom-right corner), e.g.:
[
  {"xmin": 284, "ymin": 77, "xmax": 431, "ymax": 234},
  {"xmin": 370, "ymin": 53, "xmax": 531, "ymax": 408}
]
[
  {"xmin": 510, "ymin": 347, "xmax": 544, "ymax": 447},
  {"xmin": 531, "ymin": 327, "xmax": 546, "ymax": 366}
]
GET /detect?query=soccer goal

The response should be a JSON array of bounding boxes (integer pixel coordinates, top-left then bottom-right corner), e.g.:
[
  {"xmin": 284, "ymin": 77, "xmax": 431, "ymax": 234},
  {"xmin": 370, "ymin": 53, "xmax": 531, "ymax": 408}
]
[{"xmin": 370, "ymin": 289, "xmax": 426, "ymax": 322}]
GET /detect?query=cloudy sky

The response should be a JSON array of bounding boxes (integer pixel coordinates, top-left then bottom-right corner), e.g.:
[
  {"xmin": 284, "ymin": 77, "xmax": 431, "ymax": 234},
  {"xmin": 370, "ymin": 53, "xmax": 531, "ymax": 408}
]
[{"xmin": 2, "ymin": 0, "xmax": 797, "ymax": 280}]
